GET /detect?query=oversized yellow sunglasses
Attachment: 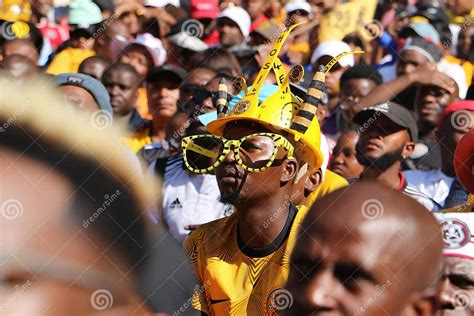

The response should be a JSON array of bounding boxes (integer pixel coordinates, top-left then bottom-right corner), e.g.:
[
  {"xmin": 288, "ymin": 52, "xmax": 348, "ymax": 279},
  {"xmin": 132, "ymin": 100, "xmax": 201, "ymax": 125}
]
[{"xmin": 181, "ymin": 132, "xmax": 295, "ymax": 174}]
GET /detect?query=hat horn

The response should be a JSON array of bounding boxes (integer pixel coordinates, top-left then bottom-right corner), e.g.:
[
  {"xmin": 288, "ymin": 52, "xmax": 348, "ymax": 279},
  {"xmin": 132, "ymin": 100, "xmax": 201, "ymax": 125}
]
[{"xmin": 216, "ymin": 78, "xmax": 229, "ymax": 118}]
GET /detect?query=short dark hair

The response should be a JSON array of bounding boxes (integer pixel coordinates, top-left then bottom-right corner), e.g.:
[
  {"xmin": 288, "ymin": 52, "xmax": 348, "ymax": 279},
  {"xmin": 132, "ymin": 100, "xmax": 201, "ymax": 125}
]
[
  {"xmin": 103, "ymin": 62, "xmax": 140, "ymax": 82},
  {"xmin": 189, "ymin": 47, "xmax": 241, "ymax": 75},
  {"xmin": 79, "ymin": 56, "xmax": 111, "ymax": 72},
  {"xmin": 340, "ymin": 63, "xmax": 383, "ymax": 88}
]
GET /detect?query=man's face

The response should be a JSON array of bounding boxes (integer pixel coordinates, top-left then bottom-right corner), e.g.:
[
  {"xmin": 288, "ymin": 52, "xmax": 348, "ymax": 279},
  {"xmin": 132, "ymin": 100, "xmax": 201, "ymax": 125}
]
[
  {"xmin": 315, "ymin": 56, "xmax": 346, "ymax": 96},
  {"xmin": 102, "ymin": 69, "xmax": 138, "ymax": 116},
  {"xmin": 147, "ymin": 77, "xmax": 181, "ymax": 120},
  {"xmin": 3, "ymin": 41, "xmax": 38, "ymax": 64},
  {"xmin": 120, "ymin": 46, "xmax": 153, "ymax": 77},
  {"xmin": 244, "ymin": 0, "xmax": 266, "ymax": 19},
  {"xmin": 396, "ymin": 50, "xmax": 432, "ymax": 76},
  {"xmin": 436, "ymin": 256, "xmax": 474, "ymax": 315},
  {"xmin": 415, "ymin": 85, "xmax": 454, "ymax": 127},
  {"xmin": 331, "ymin": 132, "xmax": 364, "ymax": 180},
  {"xmin": 286, "ymin": 216, "xmax": 407, "ymax": 315},
  {"xmin": 340, "ymin": 78, "xmax": 377, "ymax": 122},
  {"xmin": 58, "ymin": 85, "xmax": 99, "ymax": 113},
  {"xmin": 356, "ymin": 115, "xmax": 411, "ymax": 172},
  {"xmin": 218, "ymin": 18, "xmax": 244, "ymax": 47},
  {"xmin": 214, "ymin": 124, "xmax": 290, "ymax": 205}
]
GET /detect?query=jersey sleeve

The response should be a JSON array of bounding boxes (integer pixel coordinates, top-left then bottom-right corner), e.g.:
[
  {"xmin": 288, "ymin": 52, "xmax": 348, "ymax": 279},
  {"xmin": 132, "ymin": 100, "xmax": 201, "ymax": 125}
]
[{"xmin": 184, "ymin": 230, "xmax": 209, "ymax": 314}]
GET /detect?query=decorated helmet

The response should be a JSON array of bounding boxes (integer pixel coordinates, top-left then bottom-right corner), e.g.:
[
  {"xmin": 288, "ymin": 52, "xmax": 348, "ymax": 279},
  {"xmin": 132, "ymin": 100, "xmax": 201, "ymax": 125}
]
[{"xmin": 205, "ymin": 23, "xmax": 362, "ymax": 171}]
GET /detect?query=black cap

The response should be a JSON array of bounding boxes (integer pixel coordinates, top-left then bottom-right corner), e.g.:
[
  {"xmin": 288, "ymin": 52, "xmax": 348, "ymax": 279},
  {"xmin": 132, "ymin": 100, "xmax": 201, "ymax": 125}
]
[
  {"xmin": 146, "ymin": 64, "xmax": 188, "ymax": 83},
  {"xmin": 353, "ymin": 102, "xmax": 419, "ymax": 142}
]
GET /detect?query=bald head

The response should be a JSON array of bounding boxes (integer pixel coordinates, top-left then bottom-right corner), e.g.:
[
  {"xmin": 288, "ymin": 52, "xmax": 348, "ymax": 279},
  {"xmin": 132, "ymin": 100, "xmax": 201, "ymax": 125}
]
[{"xmin": 286, "ymin": 181, "xmax": 443, "ymax": 315}]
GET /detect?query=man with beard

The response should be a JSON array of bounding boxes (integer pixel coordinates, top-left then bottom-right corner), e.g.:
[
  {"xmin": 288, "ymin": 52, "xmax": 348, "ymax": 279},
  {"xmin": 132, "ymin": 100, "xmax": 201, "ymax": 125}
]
[
  {"xmin": 183, "ymin": 24, "xmax": 325, "ymax": 315},
  {"xmin": 285, "ymin": 181, "xmax": 444, "ymax": 316},
  {"xmin": 353, "ymin": 101, "xmax": 438, "ymax": 210},
  {"xmin": 403, "ymin": 76, "xmax": 459, "ymax": 171}
]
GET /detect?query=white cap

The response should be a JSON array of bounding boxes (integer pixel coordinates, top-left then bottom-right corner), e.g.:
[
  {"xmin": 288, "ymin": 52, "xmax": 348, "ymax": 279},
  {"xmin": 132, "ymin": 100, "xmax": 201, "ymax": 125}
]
[
  {"xmin": 434, "ymin": 212, "xmax": 474, "ymax": 260},
  {"xmin": 310, "ymin": 40, "xmax": 355, "ymax": 67},
  {"xmin": 218, "ymin": 6, "xmax": 251, "ymax": 38},
  {"xmin": 167, "ymin": 32, "xmax": 209, "ymax": 52},
  {"xmin": 285, "ymin": 0, "xmax": 312, "ymax": 15},
  {"xmin": 144, "ymin": 0, "xmax": 180, "ymax": 7}
]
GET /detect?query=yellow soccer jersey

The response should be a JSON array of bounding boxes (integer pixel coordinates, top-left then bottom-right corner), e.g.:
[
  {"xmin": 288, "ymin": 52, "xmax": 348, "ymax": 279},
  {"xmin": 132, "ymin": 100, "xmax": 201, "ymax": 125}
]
[{"xmin": 184, "ymin": 203, "xmax": 308, "ymax": 315}]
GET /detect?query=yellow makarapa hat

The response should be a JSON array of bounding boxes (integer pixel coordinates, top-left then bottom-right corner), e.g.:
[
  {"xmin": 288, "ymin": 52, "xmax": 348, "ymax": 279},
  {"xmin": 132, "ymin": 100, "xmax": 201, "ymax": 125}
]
[{"xmin": 207, "ymin": 23, "xmax": 362, "ymax": 171}]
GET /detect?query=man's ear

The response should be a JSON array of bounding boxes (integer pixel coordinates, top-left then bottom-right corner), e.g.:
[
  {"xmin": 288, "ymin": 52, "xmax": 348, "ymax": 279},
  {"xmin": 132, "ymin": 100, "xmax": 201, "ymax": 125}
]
[
  {"xmin": 305, "ymin": 168, "xmax": 323, "ymax": 194},
  {"xmin": 281, "ymin": 159, "xmax": 299, "ymax": 183},
  {"xmin": 403, "ymin": 141, "xmax": 415, "ymax": 158}
]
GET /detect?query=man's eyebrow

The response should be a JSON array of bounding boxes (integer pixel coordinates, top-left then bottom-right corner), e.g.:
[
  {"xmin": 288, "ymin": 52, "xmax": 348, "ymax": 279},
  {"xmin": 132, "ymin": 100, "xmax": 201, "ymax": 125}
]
[{"xmin": 335, "ymin": 261, "xmax": 378, "ymax": 284}]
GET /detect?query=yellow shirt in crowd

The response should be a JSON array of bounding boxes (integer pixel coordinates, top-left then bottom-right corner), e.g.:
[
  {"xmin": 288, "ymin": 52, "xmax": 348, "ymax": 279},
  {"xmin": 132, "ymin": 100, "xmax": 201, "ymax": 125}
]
[
  {"xmin": 184, "ymin": 204, "xmax": 308, "ymax": 315},
  {"xmin": 46, "ymin": 48, "xmax": 95, "ymax": 75}
]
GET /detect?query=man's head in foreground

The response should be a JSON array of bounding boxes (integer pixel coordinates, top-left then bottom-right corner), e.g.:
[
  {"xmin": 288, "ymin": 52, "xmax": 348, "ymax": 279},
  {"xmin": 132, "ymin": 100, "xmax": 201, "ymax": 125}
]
[
  {"xmin": 286, "ymin": 181, "xmax": 443, "ymax": 315},
  {"xmin": 0, "ymin": 77, "xmax": 152, "ymax": 315}
]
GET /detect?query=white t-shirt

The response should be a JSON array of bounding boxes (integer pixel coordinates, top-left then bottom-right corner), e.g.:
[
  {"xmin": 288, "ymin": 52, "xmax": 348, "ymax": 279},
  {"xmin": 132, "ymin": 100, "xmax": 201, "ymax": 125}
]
[
  {"xmin": 150, "ymin": 154, "xmax": 231, "ymax": 243},
  {"xmin": 405, "ymin": 169, "xmax": 454, "ymax": 208}
]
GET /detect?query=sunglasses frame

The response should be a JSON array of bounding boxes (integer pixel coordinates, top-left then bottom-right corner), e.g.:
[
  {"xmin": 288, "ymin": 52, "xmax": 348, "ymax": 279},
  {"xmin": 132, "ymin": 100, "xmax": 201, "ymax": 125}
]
[{"xmin": 181, "ymin": 132, "xmax": 295, "ymax": 174}]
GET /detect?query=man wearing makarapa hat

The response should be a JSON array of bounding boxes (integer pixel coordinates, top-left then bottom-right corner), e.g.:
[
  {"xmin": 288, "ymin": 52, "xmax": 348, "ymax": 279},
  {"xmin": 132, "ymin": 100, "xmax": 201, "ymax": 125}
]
[{"xmin": 183, "ymin": 23, "xmax": 361, "ymax": 315}]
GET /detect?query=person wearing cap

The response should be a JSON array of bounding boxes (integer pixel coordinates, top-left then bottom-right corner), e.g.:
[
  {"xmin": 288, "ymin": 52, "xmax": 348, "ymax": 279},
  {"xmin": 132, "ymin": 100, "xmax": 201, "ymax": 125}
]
[
  {"xmin": 434, "ymin": 211, "xmax": 474, "ymax": 315},
  {"xmin": 356, "ymin": 37, "xmax": 457, "ymax": 113},
  {"xmin": 216, "ymin": 6, "xmax": 251, "ymax": 48},
  {"xmin": 405, "ymin": 101, "xmax": 474, "ymax": 208},
  {"xmin": 283, "ymin": 0, "xmax": 312, "ymax": 66},
  {"xmin": 353, "ymin": 101, "xmax": 439, "ymax": 210},
  {"xmin": 286, "ymin": 181, "xmax": 444, "ymax": 315},
  {"xmin": 125, "ymin": 65, "xmax": 187, "ymax": 153},
  {"xmin": 54, "ymin": 72, "xmax": 113, "ymax": 115},
  {"xmin": 182, "ymin": 24, "xmax": 333, "ymax": 315},
  {"xmin": 309, "ymin": 40, "xmax": 355, "ymax": 138}
]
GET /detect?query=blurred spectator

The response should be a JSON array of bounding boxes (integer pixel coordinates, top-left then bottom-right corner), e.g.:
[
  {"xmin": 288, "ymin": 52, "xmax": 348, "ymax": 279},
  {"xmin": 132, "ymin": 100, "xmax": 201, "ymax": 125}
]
[
  {"xmin": 1, "ymin": 38, "xmax": 38, "ymax": 64},
  {"xmin": 310, "ymin": 40, "xmax": 355, "ymax": 137},
  {"xmin": 353, "ymin": 102, "xmax": 438, "ymax": 210},
  {"xmin": 330, "ymin": 131, "xmax": 364, "ymax": 181},
  {"xmin": 189, "ymin": 47, "xmax": 241, "ymax": 76},
  {"xmin": 124, "ymin": 65, "xmax": 186, "ymax": 153},
  {"xmin": 0, "ymin": 54, "xmax": 38, "ymax": 81},
  {"xmin": 337, "ymin": 63, "xmax": 383, "ymax": 133},
  {"xmin": 102, "ymin": 63, "xmax": 147, "ymax": 133},
  {"xmin": 216, "ymin": 6, "xmax": 251, "ymax": 48},
  {"xmin": 265, "ymin": 0, "xmax": 286, "ymax": 26},
  {"xmin": 54, "ymin": 73, "xmax": 112, "ymax": 114},
  {"xmin": 78, "ymin": 55, "xmax": 111, "ymax": 80},
  {"xmin": 243, "ymin": 0, "xmax": 269, "ymax": 32},
  {"xmin": 93, "ymin": 19, "xmax": 130, "ymax": 60},
  {"xmin": 342, "ymin": 33, "xmax": 366, "ymax": 64},
  {"xmin": 179, "ymin": 67, "xmax": 217, "ymax": 104},
  {"xmin": 284, "ymin": 1, "xmax": 312, "ymax": 65},
  {"xmin": 403, "ymin": 74, "xmax": 459, "ymax": 171}
]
